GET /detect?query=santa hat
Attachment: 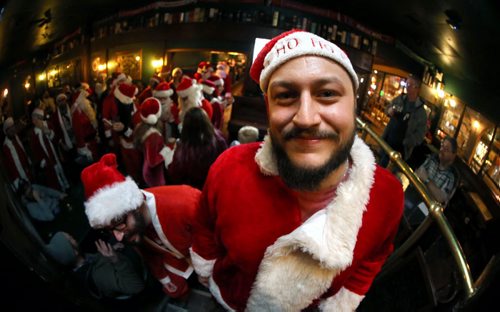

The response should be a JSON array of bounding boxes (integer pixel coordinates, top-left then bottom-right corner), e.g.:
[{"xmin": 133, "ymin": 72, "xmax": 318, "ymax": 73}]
[
  {"xmin": 197, "ymin": 61, "xmax": 211, "ymax": 74},
  {"xmin": 81, "ymin": 153, "xmax": 143, "ymax": 228},
  {"xmin": 153, "ymin": 82, "xmax": 173, "ymax": 98},
  {"xmin": 111, "ymin": 72, "xmax": 128, "ymax": 88},
  {"xmin": 150, "ymin": 75, "xmax": 162, "ymax": 85},
  {"xmin": 176, "ymin": 77, "xmax": 202, "ymax": 98},
  {"xmin": 2, "ymin": 116, "xmax": 14, "ymax": 134},
  {"xmin": 31, "ymin": 108, "xmax": 45, "ymax": 120},
  {"xmin": 114, "ymin": 83, "xmax": 137, "ymax": 105},
  {"xmin": 199, "ymin": 79, "xmax": 216, "ymax": 95},
  {"xmin": 208, "ymin": 75, "xmax": 224, "ymax": 87},
  {"xmin": 250, "ymin": 29, "xmax": 359, "ymax": 92},
  {"xmin": 140, "ymin": 97, "xmax": 162, "ymax": 125},
  {"xmin": 56, "ymin": 93, "xmax": 67, "ymax": 103}
]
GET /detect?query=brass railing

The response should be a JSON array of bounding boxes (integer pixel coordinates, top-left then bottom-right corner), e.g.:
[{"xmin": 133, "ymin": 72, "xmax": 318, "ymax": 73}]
[{"xmin": 356, "ymin": 117, "xmax": 477, "ymax": 302}]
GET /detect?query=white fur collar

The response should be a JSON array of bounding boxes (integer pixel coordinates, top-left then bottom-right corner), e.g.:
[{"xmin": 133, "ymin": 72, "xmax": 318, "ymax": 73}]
[
  {"xmin": 141, "ymin": 127, "xmax": 160, "ymax": 143},
  {"xmin": 247, "ymin": 135, "xmax": 376, "ymax": 310}
]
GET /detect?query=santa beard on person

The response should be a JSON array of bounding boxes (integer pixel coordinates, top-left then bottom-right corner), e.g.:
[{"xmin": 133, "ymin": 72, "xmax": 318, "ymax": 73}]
[{"xmin": 178, "ymin": 89, "xmax": 202, "ymax": 124}]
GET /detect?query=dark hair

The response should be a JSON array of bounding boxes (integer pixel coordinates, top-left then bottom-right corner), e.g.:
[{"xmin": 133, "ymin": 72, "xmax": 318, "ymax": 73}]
[
  {"xmin": 181, "ymin": 107, "xmax": 215, "ymax": 146},
  {"xmin": 443, "ymin": 136, "xmax": 458, "ymax": 153}
]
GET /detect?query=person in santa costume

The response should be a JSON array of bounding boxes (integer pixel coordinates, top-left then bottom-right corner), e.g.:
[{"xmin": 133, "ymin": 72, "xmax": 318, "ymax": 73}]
[
  {"xmin": 72, "ymin": 90, "xmax": 99, "ymax": 164},
  {"xmin": 190, "ymin": 30, "xmax": 404, "ymax": 311},
  {"xmin": 101, "ymin": 72, "xmax": 129, "ymax": 149},
  {"xmin": 215, "ymin": 61, "xmax": 233, "ymax": 102},
  {"xmin": 105, "ymin": 82, "xmax": 143, "ymax": 184},
  {"xmin": 2, "ymin": 117, "xmax": 34, "ymax": 191},
  {"xmin": 81, "ymin": 153, "xmax": 200, "ymax": 300},
  {"xmin": 153, "ymin": 81, "xmax": 180, "ymax": 142},
  {"xmin": 137, "ymin": 74, "xmax": 162, "ymax": 104},
  {"xmin": 176, "ymin": 77, "xmax": 213, "ymax": 129},
  {"xmin": 133, "ymin": 97, "xmax": 174, "ymax": 187},
  {"xmin": 29, "ymin": 108, "xmax": 69, "ymax": 191}
]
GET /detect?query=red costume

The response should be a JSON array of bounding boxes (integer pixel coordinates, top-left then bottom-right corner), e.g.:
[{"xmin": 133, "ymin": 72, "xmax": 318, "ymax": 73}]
[
  {"xmin": 139, "ymin": 186, "xmax": 200, "ymax": 297},
  {"xmin": 2, "ymin": 135, "xmax": 33, "ymax": 189},
  {"xmin": 191, "ymin": 137, "xmax": 404, "ymax": 310},
  {"xmin": 72, "ymin": 107, "xmax": 98, "ymax": 161},
  {"xmin": 29, "ymin": 127, "xmax": 69, "ymax": 191},
  {"xmin": 141, "ymin": 128, "xmax": 172, "ymax": 187}
]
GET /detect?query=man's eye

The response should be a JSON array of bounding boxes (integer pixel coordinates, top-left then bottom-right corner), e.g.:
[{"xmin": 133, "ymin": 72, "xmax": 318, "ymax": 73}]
[
  {"xmin": 318, "ymin": 90, "xmax": 338, "ymax": 98},
  {"xmin": 275, "ymin": 92, "xmax": 296, "ymax": 100}
]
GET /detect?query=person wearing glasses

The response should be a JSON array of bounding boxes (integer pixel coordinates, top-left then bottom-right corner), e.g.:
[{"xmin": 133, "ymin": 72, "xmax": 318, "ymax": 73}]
[
  {"xmin": 380, "ymin": 75, "xmax": 428, "ymax": 167},
  {"xmin": 81, "ymin": 153, "xmax": 200, "ymax": 303}
]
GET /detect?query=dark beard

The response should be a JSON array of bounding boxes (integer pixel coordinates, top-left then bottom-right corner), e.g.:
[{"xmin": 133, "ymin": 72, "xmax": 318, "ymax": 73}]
[
  {"xmin": 271, "ymin": 127, "xmax": 355, "ymax": 191},
  {"xmin": 123, "ymin": 209, "xmax": 147, "ymax": 244}
]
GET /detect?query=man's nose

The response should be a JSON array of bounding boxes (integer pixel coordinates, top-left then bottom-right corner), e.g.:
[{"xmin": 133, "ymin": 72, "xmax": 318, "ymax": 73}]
[
  {"xmin": 113, "ymin": 230, "xmax": 125, "ymax": 242},
  {"xmin": 292, "ymin": 92, "xmax": 321, "ymax": 128}
]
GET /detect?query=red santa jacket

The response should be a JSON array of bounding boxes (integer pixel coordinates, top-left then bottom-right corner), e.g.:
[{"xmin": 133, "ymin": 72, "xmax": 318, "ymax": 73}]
[
  {"xmin": 72, "ymin": 108, "xmax": 98, "ymax": 158},
  {"xmin": 141, "ymin": 128, "xmax": 173, "ymax": 187},
  {"xmin": 139, "ymin": 186, "xmax": 201, "ymax": 284},
  {"xmin": 191, "ymin": 136, "xmax": 404, "ymax": 311},
  {"xmin": 2, "ymin": 135, "xmax": 33, "ymax": 188}
]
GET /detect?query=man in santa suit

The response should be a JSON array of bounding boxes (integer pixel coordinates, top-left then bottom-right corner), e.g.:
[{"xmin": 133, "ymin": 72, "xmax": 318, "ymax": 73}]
[
  {"xmin": 134, "ymin": 98, "xmax": 174, "ymax": 187},
  {"xmin": 101, "ymin": 72, "xmax": 128, "ymax": 148},
  {"xmin": 153, "ymin": 82, "xmax": 179, "ymax": 142},
  {"xmin": 191, "ymin": 30, "xmax": 404, "ymax": 311},
  {"xmin": 72, "ymin": 90, "xmax": 99, "ymax": 163},
  {"xmin": 137, "ymin": 75, "xmax": 162, "ymax": 105},
  {"xmin": 200, "ymin": 78, "xmax": 225, "ymax": 131},
  {"xmin": 175, "ymin": 77, "xmax": 212, "ymax": 130},
  {"xmin": 81, "ymin": 153, "xmax": 200, "ymax": 300},
  {"xmin": 103, "ymin": 82, "xmax": 143, "ymax": 184},
  {"xmin": 29, "ymin": 108, "xmax": 69, "ymax": 191},
  {"xmin": 215, "ymin": 61, "xmax": 233, "ymax": 101},
  {"xmin": 2, "ymin": 117, "xmax": 34, "ymax": 191}
]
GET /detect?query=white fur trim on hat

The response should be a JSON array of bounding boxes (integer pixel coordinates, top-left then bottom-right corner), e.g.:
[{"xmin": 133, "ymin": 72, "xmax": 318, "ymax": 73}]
[
  {"xmin": 201, "ymin": 84, "xmax": 215, "ymax": 95},
  {"xmin": 141, "ymin": 109, "xmax": 161, "ymax": 125},
  {"xmin": 84, "ymin": 176, "xmax": 143, "ymax": 228},
  {"xmin": 260, "ymin": 31, "xmax": 359, "ymax": 92},
  {"xmin": 176, "ymin": 82, "xmax": 202, "ymax": 98},
  {"xmin": 153, "ymin": 89, "xmax": 173, "ymax": 98},
  {"xmin": 114, "ymin": 86, "xmax": 134, "ymax": 104}
]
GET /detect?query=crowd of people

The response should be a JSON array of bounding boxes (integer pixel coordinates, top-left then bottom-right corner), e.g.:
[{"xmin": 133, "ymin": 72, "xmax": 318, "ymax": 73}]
[{"xmin": 0, "ymin": 29, "xmax": 461, "ymax": 310}]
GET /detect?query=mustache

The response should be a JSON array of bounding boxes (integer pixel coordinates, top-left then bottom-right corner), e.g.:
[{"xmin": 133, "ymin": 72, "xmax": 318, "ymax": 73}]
[{"xmin": 282, "ymin": 127, "xmax": 339, "ymax": 141}]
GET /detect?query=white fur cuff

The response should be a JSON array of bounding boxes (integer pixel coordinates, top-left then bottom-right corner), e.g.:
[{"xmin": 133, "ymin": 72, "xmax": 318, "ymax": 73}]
[
  {"xmin": 319, "ymin": 287, "xmax": 364, "ymax": 311},
  {"xmin": 189, "ymin": 248, "xmax": 216, "ymax": 277}
]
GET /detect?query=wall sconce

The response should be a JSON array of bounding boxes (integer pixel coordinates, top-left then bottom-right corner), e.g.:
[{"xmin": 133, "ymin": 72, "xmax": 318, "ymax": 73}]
[
  {"xmin": 151, "ymin": 58, "xmax": 163, "ymax": 69},
  {"xmin": 24, "ymin": 82, "xmax": 30, "ymax": 90},
  {"xmin": 38, "ymin": 73, "xmax": 46, "ymax": 81},
  {"xmin": 135, "ymin": 55, "xmax": 141, "ymax": 62},
  {"xmin": 472, "ymin": 120, "xmax": 481, "ymax": 132},
  {"xmin": 2, "ymin": 88, "xmax": 8, "ymax": 98},
  {"xmin": 97, "ymin": 64, "xmax": 106, "ymax": 71}
]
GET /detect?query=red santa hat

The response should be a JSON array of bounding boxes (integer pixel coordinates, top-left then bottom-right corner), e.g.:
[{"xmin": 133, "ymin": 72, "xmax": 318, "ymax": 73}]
[
  {"xmin": 197, "ymin": 61, "xmax": 211, "ymax": 74},
  {"xmin": 199, "ymin": 79, "xmax": 216, "ymax": 95},
  {"xmin": 114, "ymin": 83, "xmax": 137, "ymax": 105},
  {"xmin": 81, "ymin": 153, "xmax": 143, "ymax": 228},
  {"xmin": 250, "ymin": 29, "xmax": 359, "ymax": 92},
  {"xmin": 140, "ymin": 97, "xmax": 162, "ymax": 125},
  {"xmin": 153, "ymin": 82, "xmax": 173, "ymax": 98},
  {"xmin": 208, "ymin": 74, "xmax": 224, "ymax": 87},
  {"xmin": 150, "ymin": 75, "xmax": 162, "ymax": 85},
  {"xmin": 176, "ymin": 77, "xmax": 202, "ymax": 98},
  {"xmin": 56, "ymin": 93, "xmax": 67, "ymax": 103},
  {"xmin": 111, "ymin": 72, "xmax": 128, "ymax": 88}
]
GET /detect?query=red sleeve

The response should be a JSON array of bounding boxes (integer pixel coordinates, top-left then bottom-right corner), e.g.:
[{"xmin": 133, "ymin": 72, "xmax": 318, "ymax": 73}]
[
  {"xmin": 201, "ymin": 99, "xmax": 213, "ymax": 120},
  {"xmin": 144, "ymin": 133, "xmax": 166, "ymax": 168}
]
